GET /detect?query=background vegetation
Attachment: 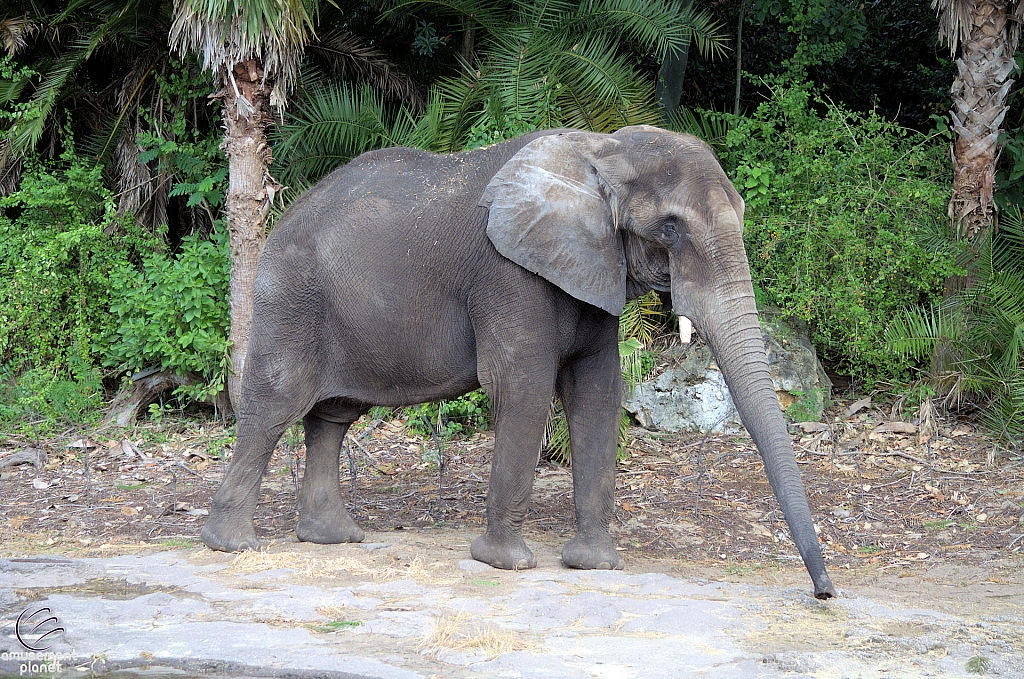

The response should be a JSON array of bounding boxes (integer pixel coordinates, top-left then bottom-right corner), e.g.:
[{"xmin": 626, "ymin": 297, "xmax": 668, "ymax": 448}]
[{"xmin": 0, "ymin": 0, "xmax": 1020, "ymax": 445}]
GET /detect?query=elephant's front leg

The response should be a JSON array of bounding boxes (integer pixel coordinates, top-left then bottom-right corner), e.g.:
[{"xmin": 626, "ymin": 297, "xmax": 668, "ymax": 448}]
[
  {"xmin": 296, "ymin": 413, "xmax": 365, "ymax": 544},
  {"xmin": 557, "ymin": 317, "xmax": 624, "ymax": 570},
  {"xmin": 471, "ymin": 371, "xmax": 555, "ymax": 570}
]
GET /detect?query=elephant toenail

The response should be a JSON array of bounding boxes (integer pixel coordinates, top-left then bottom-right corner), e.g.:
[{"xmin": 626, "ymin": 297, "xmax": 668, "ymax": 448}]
[{"xmin": 597, "ymin": 561, "xmax": 610, "ymax": 569}]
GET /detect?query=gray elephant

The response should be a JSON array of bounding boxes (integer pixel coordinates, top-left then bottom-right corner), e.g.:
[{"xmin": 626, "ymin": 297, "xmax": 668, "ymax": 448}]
[{"xmin": 201, "ymin": 125, "xmax": 836, "ymax": 599}]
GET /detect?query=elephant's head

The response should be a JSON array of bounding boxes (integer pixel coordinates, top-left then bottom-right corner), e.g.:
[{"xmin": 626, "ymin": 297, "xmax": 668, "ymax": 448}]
[{"xmin": 480, "ymin": 126, "xmax": 836, "ymax": 599}]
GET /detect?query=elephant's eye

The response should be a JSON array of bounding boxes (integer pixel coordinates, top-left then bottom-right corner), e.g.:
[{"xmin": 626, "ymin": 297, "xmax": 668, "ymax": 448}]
[{"xmin": 661, "ymin": 218, "xmax": 680, "ymax": 242}]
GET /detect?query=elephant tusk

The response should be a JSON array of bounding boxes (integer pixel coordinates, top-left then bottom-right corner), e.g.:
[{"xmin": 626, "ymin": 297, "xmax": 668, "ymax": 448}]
[{"xmin": 679, "ymin": 316, "xmax": 692, "ymax": 344}]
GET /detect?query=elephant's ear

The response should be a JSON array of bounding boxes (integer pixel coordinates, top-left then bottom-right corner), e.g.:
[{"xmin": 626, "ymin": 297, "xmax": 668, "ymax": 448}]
[{"xmin": 480, "ymin": 133, "xmax": 627, "ymax": 316}]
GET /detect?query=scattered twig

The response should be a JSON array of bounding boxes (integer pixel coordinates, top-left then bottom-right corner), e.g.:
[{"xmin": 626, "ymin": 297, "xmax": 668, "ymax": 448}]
[
  {"xmin": 358, "ymin": 419, "xmax": 385, "ymax": 440},
  {"xmin": 346, "ymin": 434, "xmax": 378, "ymax": 464},
  {"xmin": 692, "ymin": 431, "xmax": 712, "ymax": 520},
  {"xmin": 345, "ymin": 442, "xmax": 356, "ymax": 499}
]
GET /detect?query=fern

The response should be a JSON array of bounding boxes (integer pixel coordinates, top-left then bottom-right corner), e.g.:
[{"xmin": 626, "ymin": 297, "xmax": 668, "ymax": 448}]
[
  {"xmin": 886, "ymin": 208, "xmax": 1024, "ymax": 441},
  {"xmin": 546, "ymin": 292, "xmax": 665, "ymax": 465},
  {"xmin": 667, "ymin": 106, "xmax": 735, "ymax": 151}
]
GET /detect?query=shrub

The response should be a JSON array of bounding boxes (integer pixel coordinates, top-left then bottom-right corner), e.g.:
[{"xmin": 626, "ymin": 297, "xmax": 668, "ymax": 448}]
[
  {"xmin": 101, "ymin": 230, "xmax": 231, "ymax": 402},
  {"xmin": 718, "ymin": 83, "xmax": 960, "ymax": 385},
  {"xmin": 404, "ymin": 390, "xmax": 492, "ymax": 440},
  {"xmin": 0, "ymin": 143, "xmax": 138, "ymax": 431}
]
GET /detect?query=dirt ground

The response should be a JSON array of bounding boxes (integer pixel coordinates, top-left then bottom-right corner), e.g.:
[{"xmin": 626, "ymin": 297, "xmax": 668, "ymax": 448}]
[{"xmin": 1, "ymin": 397, "xmax": 1023, "ymax": 589}]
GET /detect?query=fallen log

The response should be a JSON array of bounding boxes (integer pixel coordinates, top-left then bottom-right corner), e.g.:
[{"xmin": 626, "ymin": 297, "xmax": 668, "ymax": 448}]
[{"xmin": 103, "ymin": 370, "xmax": 223, "ymax": 427}]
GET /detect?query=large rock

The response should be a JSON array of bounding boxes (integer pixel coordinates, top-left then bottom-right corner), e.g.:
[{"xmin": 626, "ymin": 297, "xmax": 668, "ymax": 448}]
[{"xmin": 623, "ymin": 314, "xmax": 831, "ymax": 433}]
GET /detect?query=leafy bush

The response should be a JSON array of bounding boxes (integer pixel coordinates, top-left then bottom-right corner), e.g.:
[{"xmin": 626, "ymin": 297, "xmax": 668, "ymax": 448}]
[
  {"xmin": 717, "ymin": 83, "xmax": 960, "ymax": 385},
  {"xmin": 0, "ymin": 365, "xmax": 106, "ymax": 433},
  {"xmin": 101, "ymin": 230, "xmax": 231, "ymax": 402},
  {"xmin": 404, "ymin": 390, "xmax": 492, "ymax": 440},
  {"xmin": 0, "ymin": 141, "xmax": 139, "ymax": 431}
]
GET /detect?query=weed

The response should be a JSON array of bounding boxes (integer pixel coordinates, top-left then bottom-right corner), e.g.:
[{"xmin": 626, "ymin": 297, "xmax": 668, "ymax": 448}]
[
  {"xmin": 307, "ymin": 620, "xmax": 363, "ymax": 633},
  {"xmin": 922, "ymin": 520, "xmax": 955, "ymax": 530},
  {"xmin": 724, "ymin": 560, "xmax": 755, "ymax": 576},
  {"xmin": 966, "ymin": 656, "xmax": 992, "ymax": 674}
]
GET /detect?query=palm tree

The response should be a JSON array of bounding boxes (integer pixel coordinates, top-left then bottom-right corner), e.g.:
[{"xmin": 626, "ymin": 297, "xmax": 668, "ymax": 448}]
[
  {"xmin": 0, "ymin": 1, "xmax": 176, "ymax": 197},
  {"xmin": 168, "ymin": 0, "xmax": 323, "ymax": 409},
  {"xmin": 384, "ymin": 0, "xmax": 725, "ymax": 147},
  {"xmin": 932, "ymin": 0, "xmax": 1024, "ymax": 239}
]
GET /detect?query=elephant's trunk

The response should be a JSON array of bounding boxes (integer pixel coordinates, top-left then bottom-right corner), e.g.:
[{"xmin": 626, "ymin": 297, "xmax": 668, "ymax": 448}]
[{"xmin": 682, "ymin": 272, "xmax": 836, "ymax": 599}]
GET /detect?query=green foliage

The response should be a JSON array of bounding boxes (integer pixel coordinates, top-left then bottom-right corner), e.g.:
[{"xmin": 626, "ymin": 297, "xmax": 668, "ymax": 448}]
[
  {"xmin": 0, "ymin": 365, "xmax": 105, "ymax": 432},
  {"xmin": 429, "ymin": 0, "xmax": 721, "ymax": 139},
  {"xmin": 405, "ymin": 390, "xmax": 492, "ymax": 439},
  {"xmin": 136, "ymin": 60, "xmax": 226, "ymax": 217},
  {"xmin": 546, "ymin": 292, "xmax": 665, "ymax": 465},
  {"xmin": 464, "ymin": 97, "xmax": 538, "ymax": 151},
  {"xmin": 273, "ymin": 78, "xmax": 436, "ymax": 189},
  {"xmin": 412, "ymin": 20, "xmax": 448, "ymax": 56},
  {"xmin": 274, "ymin": 0, "xmax": 728, "ymax": 189},
  {"xmin": 965, "ymin": 656, "xmax": 992, "ymax": 675},
  {"xmin": 101, "ymin": 230, "xmax": 231, "ymax": 402},
  {"xmin": 717, "ymin": 83, "xmax": 959, "ymax": 385},
  {"xmin": 0, "ymin": 134, "xmax": 140, "ymax": 431},
  {"xmin": 886, "ymin": 207, "xmax": 1024, "ymax": 442},
  {"xmin": 785, "ymin": 388, "xmax": 827, "ymax": 423},
  {"xmin": 750, "ymin": 0, "xmax": 866, "ymax": 78}
]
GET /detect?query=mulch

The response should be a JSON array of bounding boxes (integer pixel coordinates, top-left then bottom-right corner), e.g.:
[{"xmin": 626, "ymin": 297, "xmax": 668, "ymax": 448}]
[{"xmin": 1, "ymin": 400, "xmax": 1023, "ymax": 572}]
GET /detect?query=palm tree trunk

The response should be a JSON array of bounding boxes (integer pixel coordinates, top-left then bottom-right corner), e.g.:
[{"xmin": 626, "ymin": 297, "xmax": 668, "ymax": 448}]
[
  {"xmin": 657, "ymin": 0, "xmax": 693, "ymax": 123},
  {"xmin": 221, "ymin": 59, "xmax": 278, "ymax": 410},
  {"xmin": 461, "ymin": 18, "xmax": 475, "ymax": 63},
  {"xmin": 734, "ymin": 0, "xmax": 746, "ymax": 116},
  {"xmin": 948, "ymin": 0, "xmax": 1016, "ymax": 239}
]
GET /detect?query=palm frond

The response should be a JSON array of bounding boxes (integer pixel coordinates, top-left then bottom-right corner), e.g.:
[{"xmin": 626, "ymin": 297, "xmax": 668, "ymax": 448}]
[
  {"xmin": 931, "ymin": 0, "xmax": 975, "ymax": 56},
  {"xmin": 519, "ymin": 0, "xmax": 578, "ymax": 31},
  {"xmin": 274, "ymin": 81, "xmax": 389, "ymax": 185},
  {"xmin": 551, "ymin": 35, "xmax": 657, "ymax": 130},
  {"xmin": 7, "ymin": 41, "xmax": 91, "ymax": 154},
  {"xmin": 273, "ymin": 80, "xmax": 441, "ymax": 187},
  {"xmin": 425, "ymin": 75, "xmax": 490, "ymax": 152},
  {"xmin": 885, "ymin": 299, "xmax": 967, "ymax": 361},
  {"xmin": 620, "ymin": 291, "xmax": 664, "ymax": 345},
  {"xmin": 307, "ymin": 29, "xmax": 424, "ymax": 111},
  {"xmin": 667, "ymin": 106, "xmax": 734, "ymax": 150},
  {"xmin": 994, "ymin": 204, "xmax": 1024, "ymax": 273},
  {"xmin": 544, "ymin": 401, "xmax": 632, "ymax": 465},
  {"xmin": 684, "ymin": 4, "xmax": 729, "ymax": 60},
  {"xmin": 381, "ymin": 0, "xmax": 510, "ymax": 35},
  {"xmin": 570, "ymin": 0, "xmax": 726, "ymax": 61},
  {"xmin": 1, "ymin": 15, "xmax": 40, "ymax": 55}
]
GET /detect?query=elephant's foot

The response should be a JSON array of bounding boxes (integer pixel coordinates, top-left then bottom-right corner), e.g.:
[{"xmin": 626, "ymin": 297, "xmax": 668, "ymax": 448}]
[
  {"xmin": 296, "ymin": 491, "xmax": 365, "ymax": 544},
  {"xmin": 201, "ymin": 513, "xmax": 262, "ymax": 552},
  {"xmin": 471, "ymin": 531, "xmax": 536, "ymax": 570},
  {"xmin": 561, "ymin": 533, "xmax": 624, "ymax": 570}
]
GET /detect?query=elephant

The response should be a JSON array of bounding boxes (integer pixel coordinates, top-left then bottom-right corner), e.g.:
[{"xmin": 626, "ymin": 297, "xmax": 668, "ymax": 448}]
[{"xmin": 200, "ymin": 125, "xmax": 837, "ymax": 600}]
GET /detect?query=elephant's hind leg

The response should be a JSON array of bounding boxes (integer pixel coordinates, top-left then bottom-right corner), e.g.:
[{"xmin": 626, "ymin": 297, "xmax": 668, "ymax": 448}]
[
  {"xmin": 201, "ymin": 410, "xmax": 298, "ymax": 553},
  {"xmin": 296, "ymin": 403, "xmax": 366, "ymax": 544}
]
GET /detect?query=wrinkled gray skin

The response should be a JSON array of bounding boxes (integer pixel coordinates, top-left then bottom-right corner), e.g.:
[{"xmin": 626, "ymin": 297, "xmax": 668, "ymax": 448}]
[{"xmin": 201, "ymin": 126, "xmax": 836, "ymax": 600}]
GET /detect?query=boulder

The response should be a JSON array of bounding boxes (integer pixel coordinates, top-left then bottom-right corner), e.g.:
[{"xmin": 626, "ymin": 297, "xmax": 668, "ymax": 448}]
[{"xmin": 623, "ymin": 314, "xmax": 831, "ymax": 433}]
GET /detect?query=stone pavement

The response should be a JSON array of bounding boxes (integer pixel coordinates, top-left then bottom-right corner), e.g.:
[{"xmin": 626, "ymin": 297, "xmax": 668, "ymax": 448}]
[{"xmin": 1, "ymin": 540, "xmax": 1022, "ymax": 678}]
